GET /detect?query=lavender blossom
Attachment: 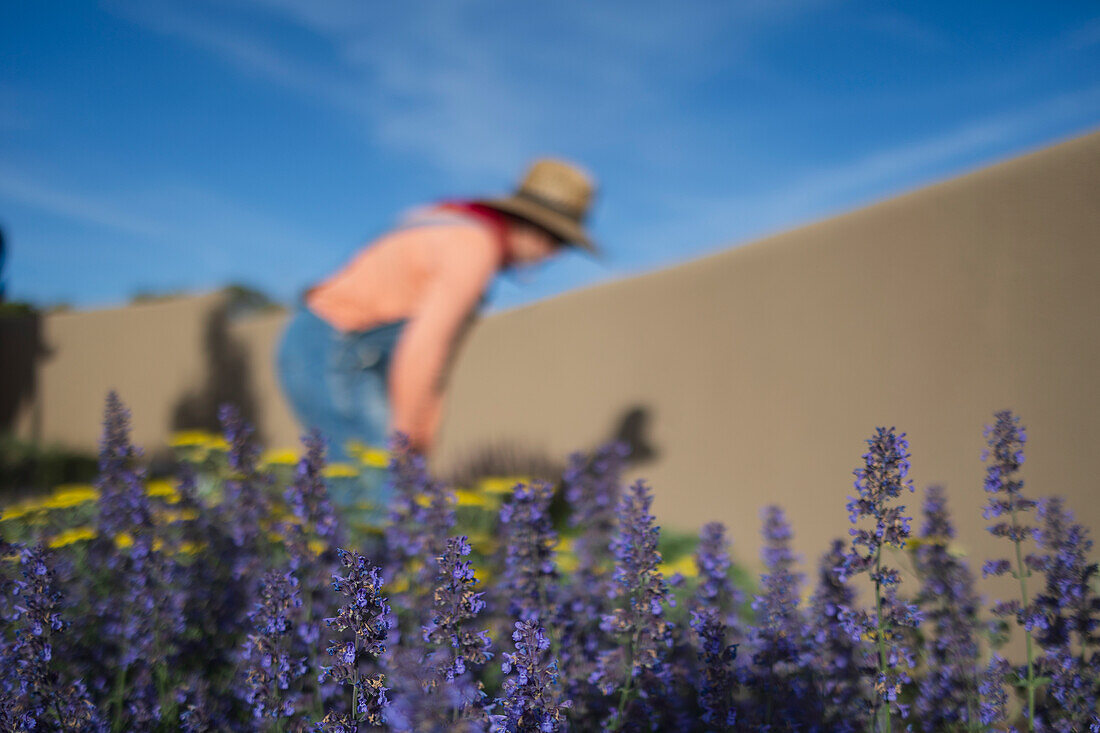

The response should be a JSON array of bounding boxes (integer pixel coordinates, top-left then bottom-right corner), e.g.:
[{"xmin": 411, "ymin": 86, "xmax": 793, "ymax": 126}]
[
  {"xmin": 838, "ymin": 426, "xmax": 922, "ymax": 729},
  {"xmin": 316, "ymin": 548, "xmax": 392, "ymax": 730},
  {"xmin": 285, "ymin": 428, "xmax": 344, "ymax": 549},
  {"xmin": 217, "ymin": 403, "xmax": 272, "ymax": 569},
  {"xmin": 490, "ymin": 620, "xmax": 572, "ymax": 733},
  {"xmin": 383, "ymin": 432, "xmax": 456, "ymax": 597},
  {"xmin": 593, "ymin": 479, "xmax": 674, "ymax": 731},
  {"xmin": 414, "ymin": 535, "xmax": 494, "ymax": 725},
  {"xmin": 564, "ymin": 440, "xmax": 631, "ymax": 575},
  {"xmin": 499, "ymin": 480, "xmax": 560, "ymax": 624},
  {"xmin": 978, "ymin": 654, "xmax": 1013, "ymax": 729},
  {"xmin": 912, "ymin": 485, "xmax": 983, "ymax": 730},
  {"xmin": 558, "ymin": 442, "xmax": 629, "ymax": 717},
  {"xmin": 980, "ymin": 410, "xmax": 1044, "ymax": 729},
  {"xmin": 1032, "ymin": 497, "xmax": 1100, "ymax": 732},
  {"xmin": 0, "ymin": 543, "xmax": 104, "ymax": 731},
  {"xmin": 743, "ymin": 505, "xmax": 816, "ymax": 728},
  {"xmin": 693, "ymin": 522, "xmax": 741, "ymax": 623},
  {"xmin": 808, "ymin": 539, "xmax": 864, "ymax": 732},
  {"xmin": 689, "ymin": 606, "xmax": 737, "ymax": 730},
  {"xmin": 239, "ymin": 569, "xmax": 308, "ymax": 723},
  {"xmin": 87, "ymin": 392, "xmax": 183, "ymax": 727}
]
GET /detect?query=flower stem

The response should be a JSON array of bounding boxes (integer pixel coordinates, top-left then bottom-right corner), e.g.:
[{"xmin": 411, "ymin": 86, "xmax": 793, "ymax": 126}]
[
  {"xmin": 1009, "ymin": 500, "xmax": 1036, "ymax": 732},
  {"xmin": 874, "ymin": 546, "xmax": 891, "ymax": 733}
]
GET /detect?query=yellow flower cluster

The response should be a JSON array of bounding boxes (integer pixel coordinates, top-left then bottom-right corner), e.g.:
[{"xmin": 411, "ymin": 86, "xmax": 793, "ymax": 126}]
[
  {"xmin": 1, "ymin": 484, "xmax": 100, "ymax": 521},
  {"xmin": 345, "ymin": 440, "xmax": 391, "ymax": 469},
  {"xmin": 475, "ymin": 476, "xmax": 533, "ymax": 495},
  {"xmin": 168, "ymin": 430, "xmax": 229, "ymax": 452},
  {"xmin": 657, "ymin": 554, "xmax": 699, "ymax": 579}
]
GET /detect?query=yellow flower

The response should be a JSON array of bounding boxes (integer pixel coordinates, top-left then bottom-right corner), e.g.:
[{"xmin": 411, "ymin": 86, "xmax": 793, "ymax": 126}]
[
  {"xmin": 169, "ymin": 430, "xmax": 219, "ymax": 448},
  {"xmin": 177, "ymin": 540, "xmax": 204, "ymax": 555},
  {"xmin": 157, "ymin": 509, "xmax": 199, "ymax": 524},
  {"xmin": 361, "ymin": 448, "xmax": 390, "ymax": 469},
  {"xmin": 115, "ymin": 533, "xmax": 134, "ymax": 549},
  {"xmin": 658, "ymin": 555, "xmax": 698, "ymax": 579},
  {"xmin": 205, "ymin": 436, "xmax": 230, "ymax": 451},
  {"xmin": 261, "ymin": 448, "xmax": 300, "ymax": 466},
  {"xmin": 467, "ymin": 533, "xmax": 496, "ymax": 552},
  {"xmin": 558, "ymin": 536, "xmax": 575, "ymax": 553},
  {"xmin": 145, "ymin": 479, "xmax": 179, "ymax": 501},
  {"xmin": 267, "ymin": 530, "xmax": 286, "ymax": 543},
  {"xmin": 558, "ymin": 555, "xmax": 578, "ymax": 573},
  {"xmin": 346, "ymin": 440, "xmax": 391, "ymax": 469},
  {"xmin": 476, "ymin": 476, "xmax": 533, "ymax": 495},
  {"xmin": 454, "ymin": 489, "xmax": 489, "ymax": 508},
  {"xmin": 323, "ymin": 463, "xmax": 359, "ymax": 479},
  {"xmin": 390, "ymin": 577, "xmax": 410, "ymax": 594},
  {"xmin": 47, "ymin": 527, "xmax": 97, "ymax": 548},
  {"xmin": 43, "ymin": 484, "xmax": 99, "ymax": 510},
  {"xmin": 308, "ymin": 539, "xmax": 327, "ymax": 556},
  {"xmin": 0, "ymin": 500, "xmax": 42, "ymax": 522}
]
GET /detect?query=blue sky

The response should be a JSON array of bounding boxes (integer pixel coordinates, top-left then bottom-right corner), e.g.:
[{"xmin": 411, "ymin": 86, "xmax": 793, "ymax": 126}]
[{"xmin": 2, "ymin": 0, "xmax": 1098, "ymax": 313}]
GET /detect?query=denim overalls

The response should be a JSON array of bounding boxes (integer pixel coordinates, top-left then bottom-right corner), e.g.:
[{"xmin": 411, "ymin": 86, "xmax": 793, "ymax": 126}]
[{"xmin": 275, "ymin": 206, "xmax": 491, "ymax": 514}]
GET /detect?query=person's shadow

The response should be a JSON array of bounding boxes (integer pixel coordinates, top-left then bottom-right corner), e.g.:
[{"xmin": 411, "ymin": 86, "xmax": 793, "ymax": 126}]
[
  {"xmin": 170, "ymin": 299, "xmax": 262, "ymax": 445},
  {"xmin": 441, "ymin": 404, "xmax": 658, "ymax": 488}
]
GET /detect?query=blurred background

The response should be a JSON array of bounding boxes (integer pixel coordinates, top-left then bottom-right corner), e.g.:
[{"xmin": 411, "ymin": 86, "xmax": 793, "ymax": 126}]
[{"xmin": 2, "ymin": 1, "xmax": 1099, "ymax": 581}]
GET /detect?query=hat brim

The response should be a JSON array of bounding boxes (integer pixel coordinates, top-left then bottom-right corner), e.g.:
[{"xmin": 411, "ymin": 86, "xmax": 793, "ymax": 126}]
[{"xmin": 473, "ymin": 196, "xmax": 599, "ymax": 257}]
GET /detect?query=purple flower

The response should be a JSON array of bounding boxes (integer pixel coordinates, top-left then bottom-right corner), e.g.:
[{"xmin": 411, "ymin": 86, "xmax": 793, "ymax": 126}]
[
  {"xmin": 491, "ymin": 620, "xmax": 572, "ymax": 733},
  {"xmin": 558, "ymin": 442, "xmax": 629, "ymax": 718},
  {"xmin": 981, "ymin": 410, "xmax": 1044, "ymax": 727},
  {"xmin": 978, "ymin": 654, "xmax": 1013, "ymax": 727},
  {"xmin": 743, "ymin": 505, "xmax": 816, "ymax": 728},
  {"xmin": 1032, "ymin": 497, "xmax": 1100, "ymax": 731},
  {"xmin": 317, "ymin": 548, "xmax": 392, "ymax": 728},
  {"xmin": 807, "ymin": 539, "xmax": 865, "ymax": 731},
  {"xmin": 239, "ymin": 570, "xmax": 307, "ymax": 723},
  {"xmin": 85, "ymin": 392, "xmax": 182, "ymax": 728},
  {"xmin": 415, "ymin": 536, "xmax": 494, "ymax": 724},
  {"xmin": 912, "ymin": 485, "xmax": 983, "ymax": 731},
  {"xmin": 837, "ymin": 427, "xmax": 921, "ymax": 725},
  {"xmin": 383, "ymin": 432, "xmax": 456, "ymax": 600},
  {"xmin": 217, "ymin": 403, "xmax": 272, "ymax": 568},
  {"xmin": 593, "ymin": 479, "xmax": 674, "ymax": 730},
  {"xmin": 0, "ymin": 543, "xmax": 104, "ymax": 730},
  {"xmin": 284, "ymin": 428, "xmax": 344, "ymax": 548},
  {"xmin": 499, "ymin": 480, "xmax": 560, "ymax": 624},
  {"xmin": 689, "ymin": 605, "xmax": 737, "ymax": 730}
]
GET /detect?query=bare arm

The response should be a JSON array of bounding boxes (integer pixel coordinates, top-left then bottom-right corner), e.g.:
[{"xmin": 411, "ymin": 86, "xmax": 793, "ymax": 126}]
[{"xmin": 387, "ymin": 230, "xmax": 496, "ymax": 453}]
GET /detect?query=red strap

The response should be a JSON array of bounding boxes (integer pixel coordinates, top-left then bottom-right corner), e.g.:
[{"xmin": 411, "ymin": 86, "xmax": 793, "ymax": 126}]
[{"xmin": 435, "ymin": 200, "xmax": 514, "ymax": 268}]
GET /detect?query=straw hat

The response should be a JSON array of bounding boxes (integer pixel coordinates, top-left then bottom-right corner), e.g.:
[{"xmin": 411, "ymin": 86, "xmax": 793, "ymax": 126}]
[{"xmin": 474, "ymin": 158, "xmax": 599, "ymax": 257}]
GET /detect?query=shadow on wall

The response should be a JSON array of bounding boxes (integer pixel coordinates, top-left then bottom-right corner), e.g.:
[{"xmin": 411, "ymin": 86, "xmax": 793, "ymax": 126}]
[
  {"xmin": 171, "ymin": 300, "xmax": 263, "ymax": 445},
  {"xmin": 440, "ymin": 403, "xmax": 658, "ymax": 487},
  {"xmin": 0, "ymin": 312, "xmax": 49, "ymax": 440}
]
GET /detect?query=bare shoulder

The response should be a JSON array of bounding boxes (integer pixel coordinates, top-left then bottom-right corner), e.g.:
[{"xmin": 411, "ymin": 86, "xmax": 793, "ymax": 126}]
[{"xmin": 427, "ymin": 221, "xmax": 500, "ymax": 273}]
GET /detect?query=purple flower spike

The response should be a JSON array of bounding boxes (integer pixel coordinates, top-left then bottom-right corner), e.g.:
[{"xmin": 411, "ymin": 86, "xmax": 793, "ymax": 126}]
[
  {"xmin": 491, "ymin": 619, "xmax": 572, "ymax": 733},
  {"xmin": 837, "ymin": 427, "xmax": 922, "ymax": 727},
  {"xmin": 1032, "ymin": 497, "xmax": 1100, "ymax": 731},
  {"xmin": 239, "ymin": 570, "xmax": 307, "ymax": 722},
  {"xmin": 499, "ymin": 480, "xmax": 560, "ymax": 625},
  {"xmin": 913, "ymin": 485, "xmax": 983, "ymax": 731},
  {"xmin": 316, "ymin": 548, "xmax": 392, "ymax": 729}
]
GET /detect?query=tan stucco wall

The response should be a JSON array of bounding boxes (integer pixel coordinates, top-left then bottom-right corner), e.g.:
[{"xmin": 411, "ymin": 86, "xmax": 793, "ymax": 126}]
[
  {"xmin": 432, "ymin": 128, "xmax": 1100, "ymax": 589},
  {"xmin": 4, "ymin": 129, "xmax": 1098, "ymax": 596}
]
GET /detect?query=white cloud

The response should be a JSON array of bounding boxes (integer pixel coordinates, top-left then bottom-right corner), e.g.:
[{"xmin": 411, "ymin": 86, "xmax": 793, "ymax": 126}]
[{"xmin": 106, "ymin": 0, "xmax": 834, "ymax": 182}]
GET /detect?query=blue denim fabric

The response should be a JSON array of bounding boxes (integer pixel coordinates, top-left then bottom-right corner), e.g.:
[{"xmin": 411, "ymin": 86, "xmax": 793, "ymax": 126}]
[{"xmin": 276, "ymin": 299, "xmax": 407, "ymax": 512}]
